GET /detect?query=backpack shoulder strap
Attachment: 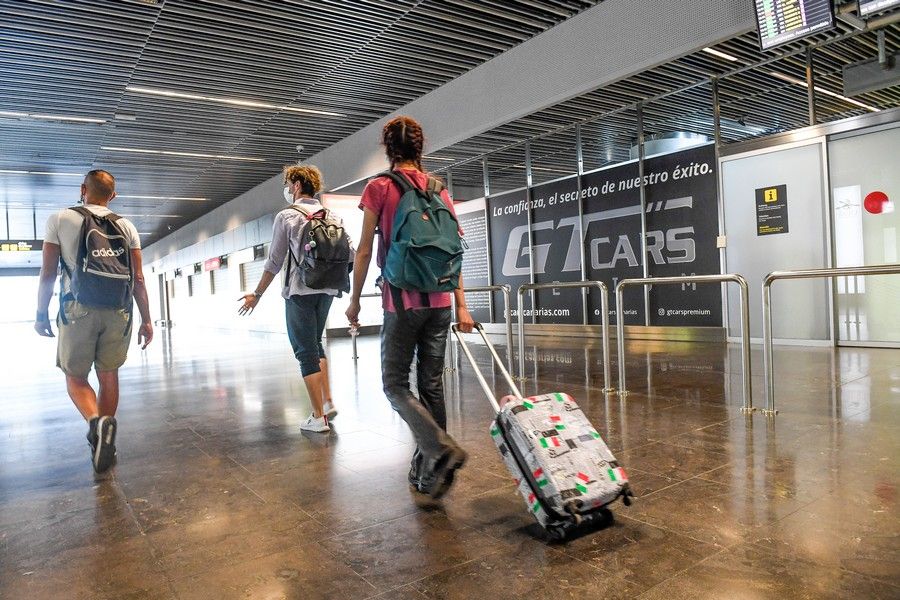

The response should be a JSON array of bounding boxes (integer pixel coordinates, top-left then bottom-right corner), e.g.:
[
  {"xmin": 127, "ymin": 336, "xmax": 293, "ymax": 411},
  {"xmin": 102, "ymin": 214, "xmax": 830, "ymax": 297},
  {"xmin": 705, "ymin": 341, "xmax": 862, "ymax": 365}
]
[
  {"xmin": 425, "ymin": 177, "xmax": 444, "ymax": 198},
  {"xmin": 68, "ymin": 206, "xmax": 125, "ymax": 225},
  {"xmin": 287, "ymin": 204, "xmax": 326, "ymax": 220},
  {"xmin": 376, "ymin": 171, "xmax": 416, "ymax": 195},
  {"xmin": 68, "ymin": 205, "xmax": 92, "ymax": 218}
]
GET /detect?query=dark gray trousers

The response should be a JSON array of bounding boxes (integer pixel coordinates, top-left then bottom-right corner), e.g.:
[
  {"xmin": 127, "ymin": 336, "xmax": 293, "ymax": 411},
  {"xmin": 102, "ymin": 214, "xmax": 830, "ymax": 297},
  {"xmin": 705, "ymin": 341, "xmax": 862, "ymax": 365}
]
[{"xmin": 381, "ymin": 308, "xmax": 455, "ymax": 469}]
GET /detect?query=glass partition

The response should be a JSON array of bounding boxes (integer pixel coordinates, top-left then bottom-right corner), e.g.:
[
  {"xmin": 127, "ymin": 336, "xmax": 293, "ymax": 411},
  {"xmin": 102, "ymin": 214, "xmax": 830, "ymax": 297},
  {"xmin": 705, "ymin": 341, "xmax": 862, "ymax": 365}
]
[
  {"xmin": 485, "ymin": 144, "xmax": 527, "ymax": 195},
  {"xmin": 829, "ymin": 124, "xmax": 900, "ymax": 345},
  {"xmin": 445, "ymin": 161, "xmax": 485, "ymax": 201},
  {"xmin": 529, "ymin": 127, "xmax": 578, "ymax": 185},
  {"xmin": 642, "ymin": 83, "xmax": 723, "ymax": 328},
  {"xmin": 580, "ymin": 105, "xmax": 638, "ymax": 173},
  {"xmin": 718, "ymin": 55, "xmax": 811, "ymax": 146},
  {"xmin": 5, "ymin": 207, "xmax": 37, "ymax": 239},
  {"xmin": 642, "ymin": 82, "xmax": 714, "ymax": 151}
]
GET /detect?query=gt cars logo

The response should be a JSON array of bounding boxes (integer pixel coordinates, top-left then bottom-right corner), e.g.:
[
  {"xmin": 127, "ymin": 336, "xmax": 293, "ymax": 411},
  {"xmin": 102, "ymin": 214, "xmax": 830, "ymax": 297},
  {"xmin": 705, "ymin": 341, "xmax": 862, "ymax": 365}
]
[{"xmin": 502, "ymin": 197, "xmax": 697, "ymax": 276}]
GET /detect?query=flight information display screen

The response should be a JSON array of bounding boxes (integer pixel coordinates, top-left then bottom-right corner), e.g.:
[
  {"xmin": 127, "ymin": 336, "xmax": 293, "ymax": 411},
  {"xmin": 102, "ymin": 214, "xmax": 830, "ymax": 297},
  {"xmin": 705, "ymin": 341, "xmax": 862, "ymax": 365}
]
[
  {"xmin": 858, "ymin": 0, "xmax": 900, "ymax": 17},
  {"xmin": 755, "ymin": 0, "xmax": 834, "ymax": 50}
]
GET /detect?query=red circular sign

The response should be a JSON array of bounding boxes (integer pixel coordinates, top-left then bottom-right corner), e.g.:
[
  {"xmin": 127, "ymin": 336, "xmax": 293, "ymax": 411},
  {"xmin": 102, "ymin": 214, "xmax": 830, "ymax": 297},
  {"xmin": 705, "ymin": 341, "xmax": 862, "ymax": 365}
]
[{"xmin": 864, "ymin": 191, "xmax": 889, "ymax": 214}]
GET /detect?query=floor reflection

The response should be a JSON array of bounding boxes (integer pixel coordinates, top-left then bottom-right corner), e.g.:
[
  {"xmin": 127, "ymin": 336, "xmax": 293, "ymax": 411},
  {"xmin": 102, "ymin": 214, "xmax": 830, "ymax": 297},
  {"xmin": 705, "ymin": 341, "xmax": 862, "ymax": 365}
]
[{"xmin": 0, "ymin": 324, "xmax": 897, "ymax": 598}]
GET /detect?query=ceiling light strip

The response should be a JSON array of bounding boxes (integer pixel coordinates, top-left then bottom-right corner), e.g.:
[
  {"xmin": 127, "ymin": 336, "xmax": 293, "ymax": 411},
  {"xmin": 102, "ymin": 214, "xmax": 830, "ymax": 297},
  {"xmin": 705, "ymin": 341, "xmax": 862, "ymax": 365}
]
[
  {"xmin": 101, "ymin": 147, "xmax": 265, "ymax": 162},
  {"xmin": 0, "ymin": 110, "xmax": 106, "ymax": 123},
  {"xmin": 702, "ymin": 47, "xmax": 740, "ymax": 62},
  {"xmin": 0, "ymin": 170, "xmax": 84, "ymax": 176},
  {"xmin": 117, "ymin": 195, "xmax": 208, "ymax": 201},
  {"xmin": 126, "ymin": 86, "xmax": 344, "ymax": 117},
  {"xmin": 769, "ymin": 72, "xmax": 879, "ymax": 112},
  {"xmin": 118, "ymin": 214, "xmax": 182, "ymax": 218}
]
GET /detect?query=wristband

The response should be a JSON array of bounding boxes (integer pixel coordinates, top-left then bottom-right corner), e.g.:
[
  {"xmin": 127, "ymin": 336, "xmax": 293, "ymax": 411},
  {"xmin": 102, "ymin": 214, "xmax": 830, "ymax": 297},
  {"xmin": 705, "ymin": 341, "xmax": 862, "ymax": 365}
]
[
  {"xmin": 253, "ymin": 291, "xmax": 262, "ymax": 298},
  {"xmin": 36, "ymin": 310, "xmax": 49, "ymax": 322}
]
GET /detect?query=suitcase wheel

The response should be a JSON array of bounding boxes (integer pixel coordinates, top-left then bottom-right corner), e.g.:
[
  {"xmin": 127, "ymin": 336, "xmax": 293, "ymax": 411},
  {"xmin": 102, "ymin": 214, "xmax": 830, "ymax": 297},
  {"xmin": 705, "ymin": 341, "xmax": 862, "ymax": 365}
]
[
  {"xmin": 546, "ymin": 525, "xmax": 568, "ymax": 542},
  {"xmin": 621, "ymin": 484, "xmax": 634, "ymax": 506}
]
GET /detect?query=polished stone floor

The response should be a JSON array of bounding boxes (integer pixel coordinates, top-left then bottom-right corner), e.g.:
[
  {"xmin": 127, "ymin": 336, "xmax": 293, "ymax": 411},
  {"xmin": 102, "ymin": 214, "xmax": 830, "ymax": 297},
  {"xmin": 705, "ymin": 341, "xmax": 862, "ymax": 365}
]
[{"xmin": 0, "ymin": 322, "xmax": 897, "ymax": 599}]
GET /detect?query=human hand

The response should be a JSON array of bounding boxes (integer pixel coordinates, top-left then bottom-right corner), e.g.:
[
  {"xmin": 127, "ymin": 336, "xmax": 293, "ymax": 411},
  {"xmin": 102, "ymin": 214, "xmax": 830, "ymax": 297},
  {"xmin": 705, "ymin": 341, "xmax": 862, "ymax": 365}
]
[
  {"xmin": 455, "ymin": 306, "xmax": 475, "ymax": 333},
  {"xmin": 138, "ymin": 322, "xmax": 153, "ymax": 349},
  {"xmin": 238, "ymin": 294, "xmax": 259, "ymax": 316},
  {"xmin": 345, "ymin": 299, "xmax": 361, "ymax": 328},
  {"xmin": 34, "ymin": 319, "xmax": 54, "ymax": 337}
]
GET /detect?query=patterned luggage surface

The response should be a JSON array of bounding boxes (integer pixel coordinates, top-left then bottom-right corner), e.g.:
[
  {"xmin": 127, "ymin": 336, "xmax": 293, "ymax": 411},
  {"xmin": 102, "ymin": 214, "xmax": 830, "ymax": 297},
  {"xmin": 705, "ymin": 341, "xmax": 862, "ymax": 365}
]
[{"xmin": 490, "ymin": 392, "xmax": 628, "ymax": 527}]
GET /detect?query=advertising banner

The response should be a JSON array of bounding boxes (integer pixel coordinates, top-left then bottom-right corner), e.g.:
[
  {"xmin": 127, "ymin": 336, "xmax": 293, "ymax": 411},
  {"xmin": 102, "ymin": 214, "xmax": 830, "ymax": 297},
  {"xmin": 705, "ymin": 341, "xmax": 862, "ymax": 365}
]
[
  {"xmin": 529, "ymin": 177, "xmax": 584, "ymax": 324},
  {"xmin": 645, "ymin": 144, "xmax": 722, "ymax": 327},
  {"xmin": 456, "ymin": 198, "xmax": 492, "ymax": 324},
  {"xmin": 581, "ymin": 163, "xmax": 647, "ymax": 326},
  {"xmin": 481, "ymin": 143, "xmax": 722, "ymax": 327},
  {"xmin": 488, "ymin": 189, "xmax": 533, "ymax": 323}
]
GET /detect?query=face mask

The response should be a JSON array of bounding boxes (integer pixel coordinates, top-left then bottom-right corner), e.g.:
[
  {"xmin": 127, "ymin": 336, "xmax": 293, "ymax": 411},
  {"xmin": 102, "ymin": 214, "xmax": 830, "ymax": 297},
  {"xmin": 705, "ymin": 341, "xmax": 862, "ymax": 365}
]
[{"xmin": 283, "ymin": 186, "xmax": 293, "ymax": 204}]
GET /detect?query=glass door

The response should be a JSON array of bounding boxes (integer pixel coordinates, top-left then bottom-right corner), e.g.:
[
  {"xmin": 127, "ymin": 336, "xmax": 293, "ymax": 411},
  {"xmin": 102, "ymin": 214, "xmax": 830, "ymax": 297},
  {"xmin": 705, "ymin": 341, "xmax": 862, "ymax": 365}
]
[{"xmin": 829, "ymin": 124, "xmax": 900, "ymax": 346}]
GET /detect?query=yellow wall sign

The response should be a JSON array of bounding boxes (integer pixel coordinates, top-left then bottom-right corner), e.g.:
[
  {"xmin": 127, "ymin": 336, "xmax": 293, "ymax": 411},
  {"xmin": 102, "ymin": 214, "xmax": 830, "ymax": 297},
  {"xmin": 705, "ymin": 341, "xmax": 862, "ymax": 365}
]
[
  {"xmin": 755, "ymin": 184, "xmax": 789, "ymax": 236},
  {"xmin": 0, "ymin": 240, "xmax": 41, "ymax": 252}
]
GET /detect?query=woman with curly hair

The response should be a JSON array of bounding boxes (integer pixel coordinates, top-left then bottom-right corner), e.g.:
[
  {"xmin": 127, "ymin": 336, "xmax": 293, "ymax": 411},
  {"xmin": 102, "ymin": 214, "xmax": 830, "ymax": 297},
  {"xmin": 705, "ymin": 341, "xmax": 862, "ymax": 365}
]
[{"xmin": 239, "ymin": 164, "xmax": 348, "ymax": 433}]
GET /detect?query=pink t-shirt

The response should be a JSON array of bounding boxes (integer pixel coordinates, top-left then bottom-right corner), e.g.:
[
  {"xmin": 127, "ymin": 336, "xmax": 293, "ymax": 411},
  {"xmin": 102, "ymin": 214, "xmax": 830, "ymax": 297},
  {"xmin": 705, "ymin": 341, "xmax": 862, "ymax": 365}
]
[{"xmin": 359, "ymin": 168, "xmax": 458, "ymax": 313}]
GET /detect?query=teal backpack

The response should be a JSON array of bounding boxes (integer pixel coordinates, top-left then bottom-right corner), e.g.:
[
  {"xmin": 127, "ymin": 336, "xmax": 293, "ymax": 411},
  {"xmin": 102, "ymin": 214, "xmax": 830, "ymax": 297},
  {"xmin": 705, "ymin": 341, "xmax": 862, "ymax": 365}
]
[{"xmin": 379, "ymin": 171, "xmax": 463, "ymax": 304}]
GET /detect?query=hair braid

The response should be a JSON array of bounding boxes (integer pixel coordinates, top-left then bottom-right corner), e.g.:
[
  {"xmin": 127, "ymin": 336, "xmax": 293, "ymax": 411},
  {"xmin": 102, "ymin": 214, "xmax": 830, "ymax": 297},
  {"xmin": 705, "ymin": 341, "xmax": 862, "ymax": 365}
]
[{"xmin": 382, "ymin": 116, "xmax": 424, "ymax": 172}]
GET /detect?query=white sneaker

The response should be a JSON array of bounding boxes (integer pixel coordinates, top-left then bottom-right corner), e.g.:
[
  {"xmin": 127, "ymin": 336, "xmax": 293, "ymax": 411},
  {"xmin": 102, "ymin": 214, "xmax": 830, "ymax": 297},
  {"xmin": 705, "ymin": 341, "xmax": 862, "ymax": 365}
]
[
  {"xmin": 323, "ymin": 401, "xmax": 338, "ymax": 420},
  {"xmin": 300, "ymin": 413, "xmax": 330, "ymax": 433}
]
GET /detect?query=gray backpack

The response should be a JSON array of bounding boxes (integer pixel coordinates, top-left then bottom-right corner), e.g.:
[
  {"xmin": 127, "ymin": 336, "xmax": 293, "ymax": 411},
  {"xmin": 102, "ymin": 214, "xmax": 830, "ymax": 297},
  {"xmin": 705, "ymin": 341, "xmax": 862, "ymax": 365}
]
[{"xmin": 285, "ymin": 205, "xmax": 352, "ymax": 292}]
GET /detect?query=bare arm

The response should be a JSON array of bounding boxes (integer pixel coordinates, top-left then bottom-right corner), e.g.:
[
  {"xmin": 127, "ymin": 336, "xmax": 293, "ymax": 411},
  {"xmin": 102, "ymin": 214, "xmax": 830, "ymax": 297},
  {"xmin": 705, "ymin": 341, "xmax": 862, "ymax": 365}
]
[
  {"xmin": 34, "ymin": 242, "xmax": 61, "ymax": 337},
  {"xmin": 238, "ymin": 269, "xmax": 277, "ymax": 315},
  {"xmin": 445, "ymin": 191, "xmax": 473, "ymax": 331},
  {"xmin": 130, "ymin": 248, "xmax": 153, "ymax": 348},
  {"xmin": 240, "ymin": 214, "xmax": 287, "ymax": 315},
  {"xmin": 345, "ymin": 207, "xmax": 378, "ymax": 326},
  {"xmin": 453, "ymin": 273, "xmax": 475, "ymax": 333}
]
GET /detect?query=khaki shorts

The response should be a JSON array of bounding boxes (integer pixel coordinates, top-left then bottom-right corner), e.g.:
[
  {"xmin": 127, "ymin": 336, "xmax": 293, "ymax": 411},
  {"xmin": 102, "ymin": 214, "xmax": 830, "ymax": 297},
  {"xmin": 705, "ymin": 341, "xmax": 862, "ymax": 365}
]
[{"xmin": 57, "ymin": 300, "xmax": 132, "ymax": 378}]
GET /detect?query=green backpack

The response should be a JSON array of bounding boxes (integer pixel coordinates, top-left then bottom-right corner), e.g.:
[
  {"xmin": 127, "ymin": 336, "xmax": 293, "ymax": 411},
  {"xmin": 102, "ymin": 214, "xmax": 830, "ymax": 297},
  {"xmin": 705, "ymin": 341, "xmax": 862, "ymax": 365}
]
[{"xmin": 379, "ymin": 171, "xmax": 463, "ymax": 300}]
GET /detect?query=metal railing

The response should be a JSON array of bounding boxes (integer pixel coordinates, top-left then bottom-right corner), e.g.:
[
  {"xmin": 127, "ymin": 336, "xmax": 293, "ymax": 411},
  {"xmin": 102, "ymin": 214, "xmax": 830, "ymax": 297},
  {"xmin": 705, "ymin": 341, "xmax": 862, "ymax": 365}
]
[
  {"xmin": 762, "ymin": 263, "xmax": 900, "ymax": 416},
  {"xmin": 450, "ymin": 284, "xmax": 514, "ymax": 375},
  {"xmin": 615, "ymin": 274, "xmax": 753, "ymax": 414},
  {"xmin": 351, "ymin": 292, "xmax": 383, "ymax": 361},
  {"xmin": 517, "ymin": 281, "xmax": 613, "ymax": 392}
]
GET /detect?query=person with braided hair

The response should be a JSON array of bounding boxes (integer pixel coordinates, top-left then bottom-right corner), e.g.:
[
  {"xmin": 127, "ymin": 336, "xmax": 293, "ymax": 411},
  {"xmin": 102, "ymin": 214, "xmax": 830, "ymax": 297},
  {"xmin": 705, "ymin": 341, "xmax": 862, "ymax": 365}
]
[{"xmin": 346, "ymin": 116, "xmax": 474, "ymax": 499}]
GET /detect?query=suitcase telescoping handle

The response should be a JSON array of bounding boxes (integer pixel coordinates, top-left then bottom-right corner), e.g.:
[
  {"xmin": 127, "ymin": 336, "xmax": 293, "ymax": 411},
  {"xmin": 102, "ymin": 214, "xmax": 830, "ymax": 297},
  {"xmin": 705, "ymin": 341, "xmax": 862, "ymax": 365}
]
[{"xmin": 451, "ymin": 322, "xmax": 524, "ymax": 415}]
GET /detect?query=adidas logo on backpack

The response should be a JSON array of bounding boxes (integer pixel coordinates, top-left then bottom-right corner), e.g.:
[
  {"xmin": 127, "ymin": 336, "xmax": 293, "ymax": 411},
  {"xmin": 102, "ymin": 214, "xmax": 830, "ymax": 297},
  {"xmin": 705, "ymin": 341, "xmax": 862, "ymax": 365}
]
[{"xmin": 91, "ymin": 247, "xmax": 126, "ymax": 258}]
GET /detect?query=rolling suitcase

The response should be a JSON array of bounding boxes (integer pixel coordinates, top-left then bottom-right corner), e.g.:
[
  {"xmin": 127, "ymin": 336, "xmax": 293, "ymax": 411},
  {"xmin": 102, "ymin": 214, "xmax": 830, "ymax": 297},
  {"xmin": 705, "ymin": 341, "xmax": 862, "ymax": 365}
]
[{"xmin": 452, "ymin": 323, "xmax": 633, "ymax": 541}]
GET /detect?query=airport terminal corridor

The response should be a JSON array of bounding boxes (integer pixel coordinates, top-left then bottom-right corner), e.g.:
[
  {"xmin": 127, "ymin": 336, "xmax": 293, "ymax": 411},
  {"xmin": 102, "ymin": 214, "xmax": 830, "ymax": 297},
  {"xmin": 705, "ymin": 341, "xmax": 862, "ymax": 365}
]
[
  {"xmin": 3, "ymin": 0, "xmax": 900, "ymax": 598},
  {"xmin": 1, "ymin": 325, "xmax": 896, "ymax": 599}
]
